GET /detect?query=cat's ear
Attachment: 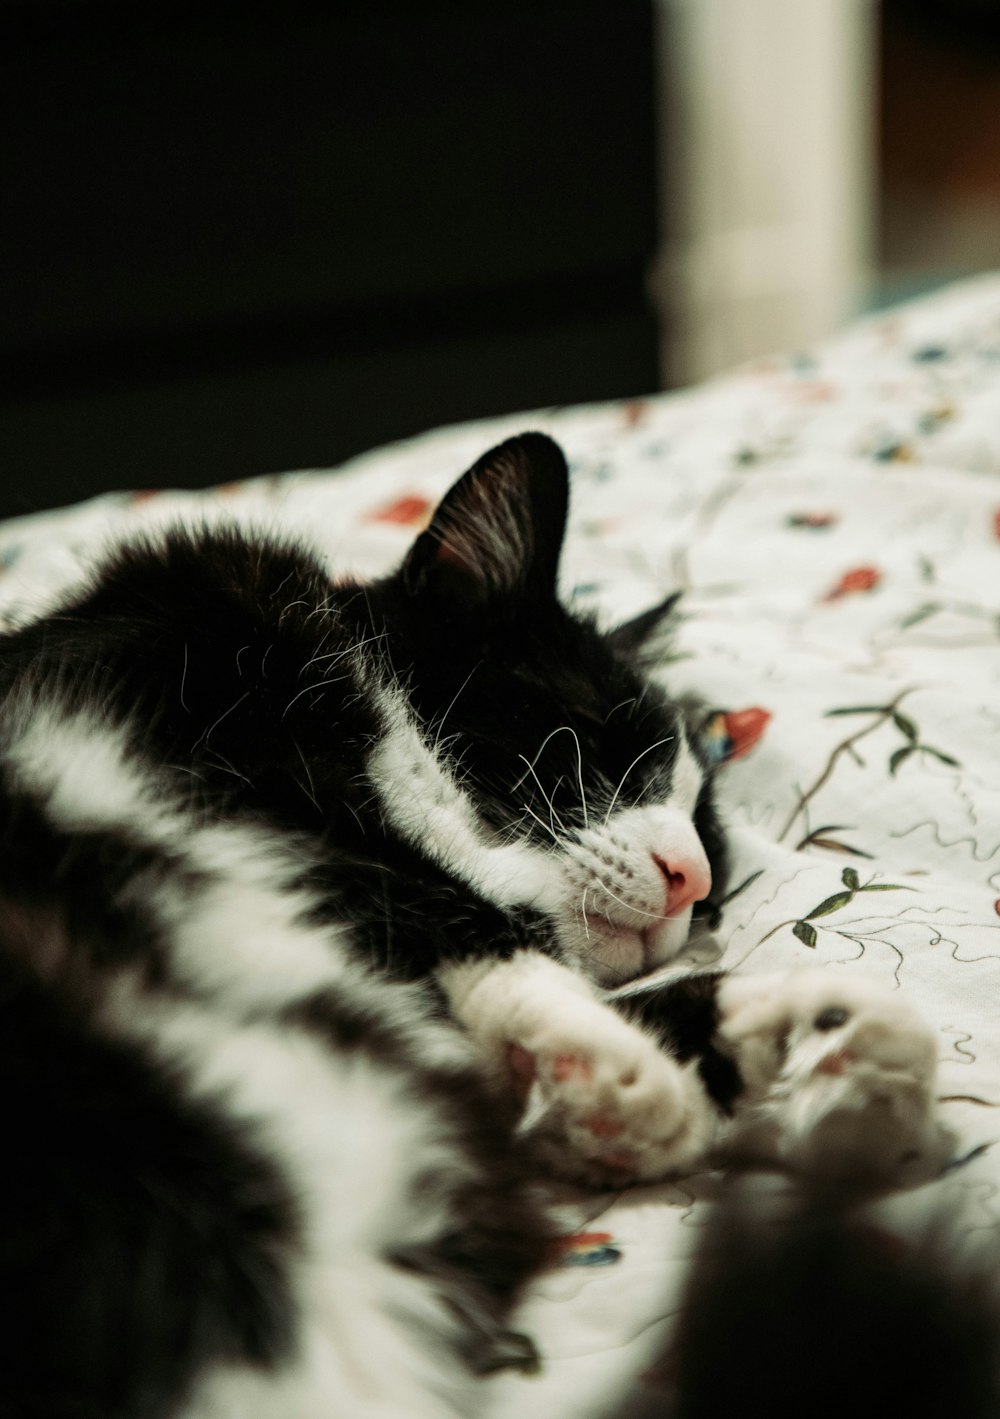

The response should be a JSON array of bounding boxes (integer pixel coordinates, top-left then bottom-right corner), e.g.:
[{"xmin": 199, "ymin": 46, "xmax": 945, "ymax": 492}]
[
  {"xmin": 402, "ymin": 432, "xmax": 569, "ymax": 603},
  {"xmin": 608, "ymin": 592, "xmax": 682, "ymax": 662}
]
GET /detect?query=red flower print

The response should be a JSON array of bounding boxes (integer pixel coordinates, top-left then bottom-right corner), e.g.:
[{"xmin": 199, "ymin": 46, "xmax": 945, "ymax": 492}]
[
  {"xmin": 722, "ymin": 707, "xmax": 772, "ymax": 760},
  {"xmin": 549, "ymin": 1232, "xmax": 621, "ymax": 1268},
  {"xmin": 788, "ymin": 511, "xmax": 838, "ymax": 529},
  {"xmin": 704, "ymin": 707, "xmax": 772, "ymax": 765},
  {"xmin": 822, "ymin": 566, "xmax": 881, "ymax": 602},
  {"xmin": 366, "ymin": 494, "xmax": 433, "ymax": 528}
]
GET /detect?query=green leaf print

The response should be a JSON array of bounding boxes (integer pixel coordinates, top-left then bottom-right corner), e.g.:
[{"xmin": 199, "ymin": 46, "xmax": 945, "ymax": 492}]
[
  {"xmin": 889, "ymin": 746, "xmax": 914, "ymax": 775},
  {"xmin": 922, "ymin": 746, "xmax": 960, "ymax": 768},
  {"xmin": 805, "ymin": 891, "xmax": 855, "ymax": 920},
  {"xmin": 892, "ymin": 711, "xmax": 918, "ymax": 742}
]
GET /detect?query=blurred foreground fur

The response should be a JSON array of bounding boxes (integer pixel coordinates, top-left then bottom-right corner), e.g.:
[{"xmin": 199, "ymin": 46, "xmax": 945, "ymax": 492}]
[{"xmin": 629, "ymin": 1181, "xmax": 1000, "ymax": 1419}]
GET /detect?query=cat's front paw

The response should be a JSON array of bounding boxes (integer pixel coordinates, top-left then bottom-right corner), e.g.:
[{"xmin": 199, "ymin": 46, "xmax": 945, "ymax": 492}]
[
  {"xmin": 718, "ymin": 969, "xmax": 943, "ymax": 1182},
  {"xmin": 509, "ymin": 1001, "xmax": 715, "ymax": 1188}
]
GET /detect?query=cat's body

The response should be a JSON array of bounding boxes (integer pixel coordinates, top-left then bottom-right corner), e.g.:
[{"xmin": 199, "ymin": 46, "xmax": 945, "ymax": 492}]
[{"xmin": 0, "ymin": 434, "xmax": 943, "ymax": 1417}]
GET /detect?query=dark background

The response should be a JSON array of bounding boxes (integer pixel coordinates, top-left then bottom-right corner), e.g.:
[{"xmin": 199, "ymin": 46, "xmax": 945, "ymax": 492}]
[
  {"xmin": 880, "ymin": 0, "xmax": 1000, "ymax": 306},
  {"xmin": 0, "ymin": 1, "xmax": 659, "ymax": 519}
]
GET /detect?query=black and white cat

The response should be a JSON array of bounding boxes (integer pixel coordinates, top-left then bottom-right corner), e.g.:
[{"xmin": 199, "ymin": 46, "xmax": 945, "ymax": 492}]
[{"xmin": 0, "ymin": 432, "xmax": 941, "ymax": 1417}]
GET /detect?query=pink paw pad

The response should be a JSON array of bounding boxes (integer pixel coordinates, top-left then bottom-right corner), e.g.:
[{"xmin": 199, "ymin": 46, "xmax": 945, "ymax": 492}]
[
  {"xmin": 816, "ymin": 1049, "xmax": 856, "ymax": 1077},
  {"xmin": 552, "ymin": 1054, "xmax": 593, "ymax": 1083}
]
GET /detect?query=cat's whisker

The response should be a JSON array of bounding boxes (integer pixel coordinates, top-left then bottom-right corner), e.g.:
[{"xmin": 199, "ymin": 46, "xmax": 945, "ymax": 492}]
[
  {"xmin": 205, "ymin": 748, "xmax": 252, "ymax": 786},
  {"xmin": 491, "ymin": 802, "xmax": 548, "ymax": 848},
  {"xmin": 294, "ymin": 740, "xmax": 321, "ymax": 811},
  {"xmin": 432, "ymin": 662, "xmax": 483, "ymax": 755},
  {"xmin": 510, "ymin": 724, "xmax": 580, "ymax": 794},
  {"xmin": 602, "ymin": 735, "xmax": 676, "ymax": 827},
  {"xmin": 580, "ymin": 886, "xmax": 592, "ymax": 941},
  {"xmin": 294, "ymin": 776, "xmax": 322, "ymax": 812},
  {"xmin": 513, "ymin": 722, "xmax": 592, "ymax": 835},
  {"xmin": 301, "ymin": 632, "xmax": 385, "ymax": 676},
  {"xmin": 550, "ymin": 774, "xmax": 567, "ymax": 838},
  {"xmin": 500, "ymin": 818, "xmax": 535, "ymax": 848},
  {"xmin": 167, "ymin": 761, "xmax": 207, "ymax": 783},
  {"xmin": 592, "ymin": 879, "xmax": 675, "ymax": 923},
  {"xmin": 519, "ymin": 801, "xmax": 562, "ymax": 846},
  {"xmin": 281, "ymin": 674, "xmax": 350, "ymax": 721},
  {"xmin": 192, "ymin": 691, "xmax": 251, "ymax": 751},
  {"xmin": 567, "ymin": 725, "xmax": 590, "ymax": 832},
  {"xmin": 179, "ymin": 641, "xmax": 190, "ymax": 712},
  {"xmin": 603, "ymin": 697, "xmax": 637, "ymax": 724},
  {"xmin": 516, "ymin": 754, "xmax": 570, "ymax": 838}
]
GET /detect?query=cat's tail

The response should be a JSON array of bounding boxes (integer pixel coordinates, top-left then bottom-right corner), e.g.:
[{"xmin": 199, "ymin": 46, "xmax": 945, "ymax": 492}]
[{"xmin": 623, "ymin": 1180, "xmax": 1000, "ymax": 1419}]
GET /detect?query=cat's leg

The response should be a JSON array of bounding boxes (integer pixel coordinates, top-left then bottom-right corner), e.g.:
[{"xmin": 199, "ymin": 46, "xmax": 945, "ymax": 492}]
[
  {"xmin": 439, "ymin": 951, "xmax": 721, "ymax": 1187},
  {"xmin": 715, "ymin": 968, "xmax": 943, "ymax": 1181},
  {"xmin": 618, "ymin": 967, "xmax": 944, "ymax": 1183}
]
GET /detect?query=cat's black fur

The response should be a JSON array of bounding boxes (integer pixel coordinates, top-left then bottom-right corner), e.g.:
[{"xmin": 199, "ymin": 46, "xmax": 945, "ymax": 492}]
[
  {"xmin": 633, "ymin": 1188, "xmax": 1000, "ymax": 1419},
  {"xmin": 621, "ymin": 971, "xmax": 745, "ymax": 1116},
  {"xmin": 0, "ymin": 432, "xmax": 738, "ymax": 1417}
]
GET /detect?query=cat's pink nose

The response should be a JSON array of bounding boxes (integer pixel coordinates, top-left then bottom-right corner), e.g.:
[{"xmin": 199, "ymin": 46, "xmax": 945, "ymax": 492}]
[{"xmin": 652, "ymin": 854, "xmax": 712, "ymax": 917}]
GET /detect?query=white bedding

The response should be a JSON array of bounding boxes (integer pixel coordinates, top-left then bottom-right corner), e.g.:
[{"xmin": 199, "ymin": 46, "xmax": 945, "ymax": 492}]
[{"xmin": 6, "ymin": 275, "xmax": 1000, "ymax": 1417}]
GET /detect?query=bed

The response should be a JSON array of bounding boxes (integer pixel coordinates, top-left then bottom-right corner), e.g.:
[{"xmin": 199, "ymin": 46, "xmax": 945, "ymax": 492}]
[{"xmin": 6, "ymin": 275, "xmax": 1000, "ymax": 1417}]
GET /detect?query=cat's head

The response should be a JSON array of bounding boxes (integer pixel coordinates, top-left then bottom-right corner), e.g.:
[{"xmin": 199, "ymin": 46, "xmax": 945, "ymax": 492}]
[{"xmin": 378, "ymin": 432, "xmax": 728, "ymax": 985}]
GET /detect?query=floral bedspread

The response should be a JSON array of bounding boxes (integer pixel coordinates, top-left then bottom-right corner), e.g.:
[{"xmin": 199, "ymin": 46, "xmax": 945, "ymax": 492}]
[{"xmin": 4, "ymin": 275, "xmax": 1000, "ymax": 1417}]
